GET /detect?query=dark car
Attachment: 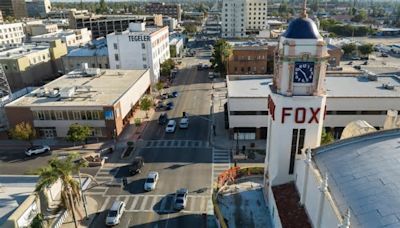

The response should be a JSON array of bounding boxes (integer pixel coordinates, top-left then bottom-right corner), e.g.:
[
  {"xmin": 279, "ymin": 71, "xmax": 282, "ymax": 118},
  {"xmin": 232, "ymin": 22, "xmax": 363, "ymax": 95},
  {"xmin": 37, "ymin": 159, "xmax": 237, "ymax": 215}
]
[
  {"xmin": 165, "ymin": 101, "xmax": 174, "ymax": 110},
  {"xmin": 353, "ymin": 65, "xmax": 361, "ymax": 70},
  {"xmin": 158, "ymin": 113, "xmax": 168, "ymax": 125},
  {"xmin": 161, "ymin": 93, "xmax": 169, "ymax": 99},
  {"xmin": 171, "ymin": 91, "xmax": 178, "ymax": 98},
  {"xmin": 381, "ymin": 53, "xmax": 389, "ymax": 57},
  {"xmin": 156, "ymin": 103, "xmax": 166, "ymax": 111},
  {"xmin": 129, "ymin": 157, "xmax": 144, "ymax": 175},
  {"xmin": 362, "ymin": 61, "xmax": 368, "ymax": 65},
  {"xmin": 197, "ymin": 64, "xmax": 203, "ymax": 70},
  {"xmin": 347, "ymin": 61, "xmax": 353, "ymax": 65}
]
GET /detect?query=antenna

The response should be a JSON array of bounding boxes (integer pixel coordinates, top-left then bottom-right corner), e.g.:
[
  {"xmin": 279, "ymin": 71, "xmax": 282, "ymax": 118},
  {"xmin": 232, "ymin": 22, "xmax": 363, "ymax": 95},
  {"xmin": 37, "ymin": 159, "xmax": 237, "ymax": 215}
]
[{"xmin": 301, "ymin": 0, "xmax": 308, "ymax": 18}]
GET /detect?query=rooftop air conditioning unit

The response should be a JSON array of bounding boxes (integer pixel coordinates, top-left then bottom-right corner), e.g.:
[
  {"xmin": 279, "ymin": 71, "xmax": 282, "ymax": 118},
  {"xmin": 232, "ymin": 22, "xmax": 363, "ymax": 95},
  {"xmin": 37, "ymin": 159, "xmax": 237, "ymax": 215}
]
[
  {"xmin": 367, "ymin": 74, "xmax": 378, "ymax": 81},
  {"xmin": 382, "ymin": 83, "xmax": 395, "ymax": 90}
]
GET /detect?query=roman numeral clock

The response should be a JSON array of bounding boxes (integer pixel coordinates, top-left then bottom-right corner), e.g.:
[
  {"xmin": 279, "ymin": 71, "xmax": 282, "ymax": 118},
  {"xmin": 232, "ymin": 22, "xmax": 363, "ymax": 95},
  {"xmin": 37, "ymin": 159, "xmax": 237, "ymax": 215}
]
[{"xmin": 294, "ymin": 62, "xmax": 314, "ymax": 83}]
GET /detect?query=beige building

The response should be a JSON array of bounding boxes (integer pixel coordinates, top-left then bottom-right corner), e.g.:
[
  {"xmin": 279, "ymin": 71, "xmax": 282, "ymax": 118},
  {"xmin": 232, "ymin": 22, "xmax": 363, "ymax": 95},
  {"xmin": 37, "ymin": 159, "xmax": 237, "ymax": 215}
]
[
  {"xmin": 31, "ymin": 28, "xmax": 92, "ymax": 47},
  {"xmin": 25, "ymin": 21, "xmax": 58, "ymax": 36},
  {"xmin": 0, "ymin": 23, "xmax": 25, "ymax": 49},
  {"xmin": 6, "ymin": 68, "xmax": 151, "ymax": 139},
  {"xmin": 63, "ymin": 38, "xmax": 109, "ymax": 73},
  {"xmin": 145, "ymin": 2, "xmax": 182, "ymax": 21},
  {"xmin": 0, "ymin": 40, "xmax": 67, "ymax": 91}
]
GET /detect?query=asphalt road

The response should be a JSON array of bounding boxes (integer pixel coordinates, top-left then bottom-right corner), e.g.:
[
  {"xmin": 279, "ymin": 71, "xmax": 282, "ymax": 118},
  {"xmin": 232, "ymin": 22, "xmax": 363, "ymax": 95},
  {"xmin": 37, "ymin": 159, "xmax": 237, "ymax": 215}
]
[{"xmin": 89, "ymin": 49, "xmax": 214, "ymax": 228}]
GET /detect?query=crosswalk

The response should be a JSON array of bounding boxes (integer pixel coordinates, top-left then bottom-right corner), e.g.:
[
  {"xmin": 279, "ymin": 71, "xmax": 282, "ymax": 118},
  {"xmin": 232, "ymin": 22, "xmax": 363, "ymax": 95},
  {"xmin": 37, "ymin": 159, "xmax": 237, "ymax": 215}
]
[
  {"xmin": 212, "ymin": 149, "xmax": 231, "ymax": 183},
  {"xmin": 90, "ymin": 163, "xmax": 129, "ymax": 194},
  {"xmin": 143, "ymin": 140, "xmax": 209, "ymax": 149},
  {"xmin": 99, "ymin": 194, "xmax": 210, "ymax": 214}
]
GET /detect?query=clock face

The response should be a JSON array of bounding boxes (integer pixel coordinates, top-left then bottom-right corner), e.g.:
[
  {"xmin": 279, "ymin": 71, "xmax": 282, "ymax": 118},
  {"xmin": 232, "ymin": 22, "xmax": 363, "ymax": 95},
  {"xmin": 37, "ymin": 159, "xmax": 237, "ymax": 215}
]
[{"xmin": 294, "ymin": 62, "xmax": 314, "ymax": 83}]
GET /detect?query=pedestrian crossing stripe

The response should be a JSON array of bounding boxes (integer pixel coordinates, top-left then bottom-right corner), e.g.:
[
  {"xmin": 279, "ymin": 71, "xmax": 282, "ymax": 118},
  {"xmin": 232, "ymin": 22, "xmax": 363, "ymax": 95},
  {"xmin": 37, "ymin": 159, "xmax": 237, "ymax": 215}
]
[
  {"xmin": 143, "ymin": 140, "xmax": 209, "ymax": 148},
  {"xmin": 99, "ymin": 194, "xmax": 210, "ymax": 214}
]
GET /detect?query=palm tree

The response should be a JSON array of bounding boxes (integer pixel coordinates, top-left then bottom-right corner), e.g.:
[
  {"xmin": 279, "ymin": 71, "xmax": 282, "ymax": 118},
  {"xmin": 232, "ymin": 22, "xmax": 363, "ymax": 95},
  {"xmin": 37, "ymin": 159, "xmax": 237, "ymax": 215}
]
[{"xmin": 35, "ymin": 153, "xmax": 87, "ymax": 228}]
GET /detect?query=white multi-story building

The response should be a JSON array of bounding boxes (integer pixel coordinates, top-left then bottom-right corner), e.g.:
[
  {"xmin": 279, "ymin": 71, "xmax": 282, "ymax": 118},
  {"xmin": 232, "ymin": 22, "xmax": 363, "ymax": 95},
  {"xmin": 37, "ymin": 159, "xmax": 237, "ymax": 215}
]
[
  {"xmin": 221, "ymin": 0, "xmax": 268, "ymax": 38},
  {"xmin": 0, "ymin": 23, "xmax": 25, "ymax": 49},
  {"xmin": 107, "ymin": 23, "xmax": 170, "ymax": 83}
]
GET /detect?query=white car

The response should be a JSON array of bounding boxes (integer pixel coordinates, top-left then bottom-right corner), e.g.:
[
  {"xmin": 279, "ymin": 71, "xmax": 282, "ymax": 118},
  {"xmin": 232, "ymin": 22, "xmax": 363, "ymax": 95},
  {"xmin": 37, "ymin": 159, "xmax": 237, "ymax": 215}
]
[
  {"xmin": 165, "ymin": 120, "xmax": 176, "ymax": 133},
  {"xmin": 174, "ymin": 188, "xmax": 188, "ymax": 210},
  {"xmin": 25, "ymin": 145, "xmax": 50, "ymax": 156},
  {"xmin": 208, "ymin": 72, "xmax": 214, "ymax": 79},
  {"xmin": 179, "ymin": 117, "xmax": 189, "ymax": 129},
  {"xmin": 144, "ymin": 171, "xmax": 159, "ymax": 191},
  {"xmin": 105, "ymin": 200, "xmax": 125, "ymax": 226}
]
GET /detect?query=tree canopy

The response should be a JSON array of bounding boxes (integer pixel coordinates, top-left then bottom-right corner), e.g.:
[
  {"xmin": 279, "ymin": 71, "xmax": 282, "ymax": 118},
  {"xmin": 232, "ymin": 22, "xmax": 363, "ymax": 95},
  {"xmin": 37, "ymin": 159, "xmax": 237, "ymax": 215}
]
[
  {"xmin": 358, "ymin": 43, "xmax": 374, "ymax": 56},
  {"xmin": 140, "ymin": 96, "xmax": 153, "ymax": 118},
  {"xmin": 10, "ymin": 122, "xmax": 36, "ymax": 145},
  {"xmin": 210, "ymin": 39, "xmax": 232, "ymax": 75},
  {"xmin": 66, "ymin": 123, "xmax": 91, "ymax": 145},
  {"xmin": 341, "ymin": 43, "xmax": 357, "ymax": 56},
  {"xmin": 160, "ymin": 59, "xmax": 176, "ymax": 76}
]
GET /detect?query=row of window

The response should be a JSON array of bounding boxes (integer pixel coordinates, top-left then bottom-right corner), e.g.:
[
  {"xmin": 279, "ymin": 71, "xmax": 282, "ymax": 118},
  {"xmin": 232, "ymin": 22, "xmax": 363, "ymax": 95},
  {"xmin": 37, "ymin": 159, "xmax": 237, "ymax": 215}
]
[
  {"xmin": 230, "ymin": 111, "xmax": 268, "ymax": 115},
  {"xmin": 234, "ymin": 55, "xmax": 266, "ymax": 61},
  {"xmin": 0, "ymin": 26, "xmax": 23, "ymax": 33},
  {"xmin": 233, "ymin": 66, "xmax": 266, "ymax": 73},
  {"xmin": 33, "ymin": 110, "xmax": 104, "ymax": 121}
]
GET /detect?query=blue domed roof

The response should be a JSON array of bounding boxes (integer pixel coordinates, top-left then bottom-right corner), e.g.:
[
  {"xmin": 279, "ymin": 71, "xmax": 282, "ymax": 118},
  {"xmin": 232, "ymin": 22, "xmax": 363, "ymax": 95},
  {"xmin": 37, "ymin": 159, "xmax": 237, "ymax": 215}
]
[{"xmin": 282, "ymin": 17, "xmax": 322, "ymax": 39}]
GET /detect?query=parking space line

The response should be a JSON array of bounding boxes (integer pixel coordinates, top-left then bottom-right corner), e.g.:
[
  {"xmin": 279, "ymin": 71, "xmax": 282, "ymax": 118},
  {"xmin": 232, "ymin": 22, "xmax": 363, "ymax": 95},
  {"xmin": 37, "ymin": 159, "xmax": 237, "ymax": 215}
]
[
  {"xmin": 100, "ymin": 197, "xmax": 110, "ymax": 212},
  {"xmin": 140, "ymin": 196, "xmax": 149, "ymax": 211},
  {"xmin": 130, "ymin": 196, "xmax": 139, "ymax": 211}
]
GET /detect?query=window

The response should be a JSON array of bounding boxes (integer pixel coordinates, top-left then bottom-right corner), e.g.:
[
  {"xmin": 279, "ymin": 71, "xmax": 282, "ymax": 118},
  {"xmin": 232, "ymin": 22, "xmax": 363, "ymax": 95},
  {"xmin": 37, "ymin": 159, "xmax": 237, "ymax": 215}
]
[
  {"xmin": 114, "ymin": 54, "xmax": 119, "ymax": 61},
  {"xmin": 141, "ymin": 43, "xmax": 146, "ymax": 49},
  {"xmin": 73, "ymin": 111, "xmax": 81, "ymax": 120},
  {"xmin": 92, "ymin": 111, "xmax": 100, "ymax": 120},
  {"xmin": 113, "ymin": 43, "xmax": 118, "ymax": 49},
  {"xmin": 50, "ymin": 111, "xmax": 56, "ymax": 120},
  {"xmin": 81, "ymin": 111, "xmax": 87, "ymax": 120},
  {"xmin": 38, "ymin": 111, "xmax": 45, "ymax": 120},
  {"xmin": 289, "ymin": 129, "xmax": 306, "ymax": 174},
  {"xmin": 55, "ymin": 111, "xmax": 63, "ymax": 120}
]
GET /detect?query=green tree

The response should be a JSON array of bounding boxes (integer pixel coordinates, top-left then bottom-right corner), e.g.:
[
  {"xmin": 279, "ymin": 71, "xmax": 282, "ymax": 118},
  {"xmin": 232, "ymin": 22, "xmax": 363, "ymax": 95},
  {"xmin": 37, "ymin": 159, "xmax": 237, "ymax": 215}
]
[
  {"xmin": 66, "ymin": 124, "xmax": 91, "ymax": 146},
  {"xmin": 358, "ymin": 43, "xmax": 374, "ymax": 56},
  {"xmin": 352, "ymin": 9, "xmax": 367, "ymax": 22},
  {"xmin": 210, "ymin": 39, "xmax": 232, "ymax": 75},
  {"xmin": 321, "ymin": 129, "xmax": 334, "ymax": 145},
  {"xmin": 97, "ymin": 0, "xmax": 108, "ymax": 14},
  {"xmin": 140, "ymin": 96, "xmax": 153, "ymax": 118},
  {"xmin": 10, "ymin": 122, "xmax": 36, "ymax": 146},
  {"xmin": 160, "ymin": 59, "xmax": 176, "ymax": 76},
  {"xmin": 31, "ymin": 213, "xmax": 45, "ymax": 228},
  {"xmin": 183, "ymin": 24, "xmax": 197, "ymax": 34},
  {"xmin": 155, "ymin": 82, "xmax": 164, "ymax": 96},
  {"xmin": 35, "ymin": 153, "xmax": 87, "ymax": 228},
  {"xmin": 341, "ymin": 43, "xmax": 357, "ymax": 56}
]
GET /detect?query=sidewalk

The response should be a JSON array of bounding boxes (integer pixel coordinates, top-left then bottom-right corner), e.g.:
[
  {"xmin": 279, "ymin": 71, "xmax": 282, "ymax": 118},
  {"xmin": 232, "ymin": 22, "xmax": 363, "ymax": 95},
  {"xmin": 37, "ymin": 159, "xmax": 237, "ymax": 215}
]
[
  {"xmin": 210, "ymin": 80, "xmax": 266, "ymax": 153},
  {"xmin": 62, "ymin": 195, "xmax": 99, "ymax": 228}
]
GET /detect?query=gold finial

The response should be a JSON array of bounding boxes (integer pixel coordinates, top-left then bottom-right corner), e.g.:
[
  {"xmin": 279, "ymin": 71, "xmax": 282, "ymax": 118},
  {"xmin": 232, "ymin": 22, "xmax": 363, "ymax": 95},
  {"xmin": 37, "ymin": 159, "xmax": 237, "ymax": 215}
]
[{"xmin": 301, "ymin": 0, "xmax": 308, "ymax": 18}]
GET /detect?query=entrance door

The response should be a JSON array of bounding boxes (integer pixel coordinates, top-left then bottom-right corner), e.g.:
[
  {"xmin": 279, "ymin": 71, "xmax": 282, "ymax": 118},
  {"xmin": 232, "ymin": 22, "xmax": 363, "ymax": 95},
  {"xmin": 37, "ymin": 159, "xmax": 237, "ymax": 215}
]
[{"xmin": 43, "ymin": 129, "xmax": 55, "ymax": 139}]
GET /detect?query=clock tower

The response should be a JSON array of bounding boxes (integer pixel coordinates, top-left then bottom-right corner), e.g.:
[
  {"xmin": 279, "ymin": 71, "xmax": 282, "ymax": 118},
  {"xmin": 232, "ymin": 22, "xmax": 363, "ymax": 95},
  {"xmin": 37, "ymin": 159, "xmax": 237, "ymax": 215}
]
[{"xmin": 265, "ymin": 1, "xmax": 329, "ymax": 186}]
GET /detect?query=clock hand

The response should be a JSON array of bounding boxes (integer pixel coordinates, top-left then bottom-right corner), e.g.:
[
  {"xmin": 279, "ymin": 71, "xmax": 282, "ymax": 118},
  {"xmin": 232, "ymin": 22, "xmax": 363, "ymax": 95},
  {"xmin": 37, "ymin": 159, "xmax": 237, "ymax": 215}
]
[{"xmin": 299, "ymin": 69, "xmax": 307, "ymax": 78}]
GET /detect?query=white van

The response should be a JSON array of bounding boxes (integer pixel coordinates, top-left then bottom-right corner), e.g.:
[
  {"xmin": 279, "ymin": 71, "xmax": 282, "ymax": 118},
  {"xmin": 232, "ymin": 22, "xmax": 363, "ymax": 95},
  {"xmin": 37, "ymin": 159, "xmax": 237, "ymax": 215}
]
[{"xmin": 179, "ymin": 117, "xmax": 189, "ymax": 129}]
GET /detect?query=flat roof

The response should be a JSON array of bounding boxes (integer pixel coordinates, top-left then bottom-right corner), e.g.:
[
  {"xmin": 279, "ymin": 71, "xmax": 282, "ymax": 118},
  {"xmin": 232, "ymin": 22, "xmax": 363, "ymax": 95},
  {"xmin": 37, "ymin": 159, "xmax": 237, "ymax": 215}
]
[
  {"xmin": 0, "ymin": 45, "xmax": 49, "ymax": 59},
  {"xmin": 227, "ymin": 75, "xmax": 400, "ymax": 98},
  {"xmin": 313, "ymin": 129, "xmax": 400, "ymax": 228},
  {"xmin": 114, "ymin": 26, "xmax": 163, "ymax": 36},
  {"xmin": 67, "ymin": 39, "xmax": 108, "ymax": 57},
  {"xmin": 227, "ymin": 77, "xmax": 272, "ymax": 98},
  {"xmin": 7, "ymin": 69, "xmax": 149, "ymax": 107},
  {"xmin": 0, "ymin": 175, "xmax": 38, "ymax": 226}
]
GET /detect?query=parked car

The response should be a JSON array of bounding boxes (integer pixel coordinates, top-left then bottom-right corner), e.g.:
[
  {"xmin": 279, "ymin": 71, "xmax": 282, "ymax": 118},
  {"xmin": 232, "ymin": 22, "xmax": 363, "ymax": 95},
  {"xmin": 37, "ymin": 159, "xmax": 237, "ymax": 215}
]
[
  {"xmin": 174, "ymin": 188, "xmax": 188, "ymax": 210},
  {"xmin": 166, "ymin": 101, "xmax": 174, "ymax": 109},
  {"xmin": 202, "ymin": 64, "xmax": 209, "ymax": 69},
  {"xmin": 165, "ymin": 120, "xmax": 176, "ymax": 133},
  {"xmin": 161, "ymin": 93, "xmax": 169, "ymax": 99},
  {"xmin": 105, "ymin": 200, "xmax": 125, "ymax": 226},
  {"xmin": 155, "ymin": 103, "xmax": 166, "ymax": 111},
  {"xmin": 381, "ymin": 53, "xmax": 389, "ymax": 57},
  {"xmin": 158, "ymin": 113, "xmax": 168, "ymax": 125},
  {"xmin": 179, "ymin": 116, "xmax": 189, "ymax": 129},
  {"xmin": 25, "ymin": 145, "xmax": 50, "ymax": 156},
  {"xmin": 353, "ymin": 65, "xmax": 361, "ymax": 70},
  {"xmin": 360, "ymin": 56, "xmax": 369, "ymax": 60},
  {"xmin": 347, "ymin": 61, "xmax": 353, "ymax": 65},
  {"xmin": 208, "ymin": 72, "xmax": 214, "ymax": 79},
  {"xmin": 197, "ymin": 63, "xmax": 203, "ymax": 70},
  {"xmin": 129, "ymin": 157, "xmax": 144, "ymax": 175},
  {"xmin": 362, "ymin": 61, "xmax": 368, "ymax": 65},
  {"xmin": 351, "ymin": 56, "xmax": 361, "ymax": 60},
  {"xmin": 170, "ymin": 91, "xmax": 179, "ymax": 98},
  {"xmin": 144, "ymin": 171, "xmax": 159, "ymax": 191}
]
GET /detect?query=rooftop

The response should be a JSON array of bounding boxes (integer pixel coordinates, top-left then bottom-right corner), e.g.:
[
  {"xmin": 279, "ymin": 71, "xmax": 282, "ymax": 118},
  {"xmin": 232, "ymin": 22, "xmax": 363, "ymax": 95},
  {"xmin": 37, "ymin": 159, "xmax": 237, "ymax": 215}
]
[
  {"xmin": 116, "ymin": 26, "xmax": 162, "ymax": 36},
  {"xmin": 7, "ymin": 68, "xmax": 149, "ymax": 107},
  {"xmin": 227, "ymin": 75, "xmax": 400, "ymax": 98},
  {"xmin": 313, "ymin": 128, "xmax": 400, "ymax": 228},
  {"xmin": 67, "ymin": 39, "xmax": 108, "ymax": 57},
  {"xmin": 0, "ymin": 175, "xmax": 38, "ymax": 226},
  {"xmin": 0, "ymin": 44, "xmax": 49, "ymax": 59},
  {"xmin": 228, "ymin": 40, "xmax": 274, "ymax": 49}
]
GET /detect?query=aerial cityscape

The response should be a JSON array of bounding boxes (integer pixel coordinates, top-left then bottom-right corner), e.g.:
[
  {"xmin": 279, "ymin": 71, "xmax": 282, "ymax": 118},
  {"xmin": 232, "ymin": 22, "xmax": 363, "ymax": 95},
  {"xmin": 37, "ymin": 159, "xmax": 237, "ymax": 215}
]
[{"xmin": 0, "ymin": 0, "xmax": 399, "ymax": 227}]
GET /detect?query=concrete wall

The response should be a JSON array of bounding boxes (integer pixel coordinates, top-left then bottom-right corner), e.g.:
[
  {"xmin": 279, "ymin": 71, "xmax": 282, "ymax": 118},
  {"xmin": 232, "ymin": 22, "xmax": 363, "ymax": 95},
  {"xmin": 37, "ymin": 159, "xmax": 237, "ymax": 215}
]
[{"xmin": 62, "ymin": 55, "xmax": 109, "ymax": 73}]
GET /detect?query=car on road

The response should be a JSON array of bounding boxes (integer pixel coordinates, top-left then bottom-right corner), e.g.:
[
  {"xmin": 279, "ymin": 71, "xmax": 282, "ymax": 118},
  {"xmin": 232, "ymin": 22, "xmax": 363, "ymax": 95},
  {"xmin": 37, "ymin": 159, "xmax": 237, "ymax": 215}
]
[
  {"xmin": 25, "ymin": 145, "xmax": 50, "ymax": 156},
  {"xmin": 197, "ymin": 63, "xmax": 203, "ymax": 70},
  {"xmin": 144, "ymin": 171, "xmax": 159, "ymax": 191},
  {"xmin": 155, "ymin": 103, "xmax": 166, "ymax": 111},
  {"xmin": 105, "ymin": 200, "xmax": 125, "ymax": 226},
  {"xmin": 171, "ymin": 91, "xmax": 178, "ymax": 98},
  {"xmin": 179, "ymin": 116, "xmax": 189, "ymax": 129},
  {"xmin": 165, "ymin": 120, "xmax": 176, "ymax": 133},
  {"xmin": 166, "ymin": 101, "xmax": 174, "ymax": 110},
  {"xmin": 129, "ymin": 156, "xmax": 144, "ymax": 175},
  {"xmin": 174, "ymin": 188, "xmax": 188, "ymax": 210},
  {"xmin": 208, "ymin": 72, "xmax": 214, "ymax": 79},
  {"xmin": 202, "ymin": 64, "xmax": 209, "ymax": 69},
  {"xmin": 353, "ymin": 65, "xmax": 361, "ymax": 70},
  {"xmin": 351, "ymin": 56, "xmax": 361, "ymax": 60},
  {"xmin": 381, "ymin": 53, "xmax": 389, "ymax": 57},
  {"xmin": 158, "ymin": 113, "xmax": 168, "ymax": 125}
]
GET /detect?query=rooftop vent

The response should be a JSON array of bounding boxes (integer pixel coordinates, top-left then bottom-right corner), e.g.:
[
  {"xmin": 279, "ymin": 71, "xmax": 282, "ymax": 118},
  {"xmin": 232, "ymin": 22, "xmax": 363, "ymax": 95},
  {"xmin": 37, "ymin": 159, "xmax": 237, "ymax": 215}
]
[
  {"xmin": 382, "ymin": 83, "xmax": 395, "ymax": 90},
  {"xmin": 367, "ymin": 74, "xmax": 378, "ymax": 81},
  {"xmin": 60, "ymin": 87, "xmax": 76, "ymax": 98}
]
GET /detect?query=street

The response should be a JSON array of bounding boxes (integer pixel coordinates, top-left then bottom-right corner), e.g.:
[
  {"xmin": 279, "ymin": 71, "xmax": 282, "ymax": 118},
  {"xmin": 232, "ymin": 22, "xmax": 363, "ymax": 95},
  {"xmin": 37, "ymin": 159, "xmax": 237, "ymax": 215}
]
[{"xmin": 88, "ymin": 48, "xmax": 217, "ymax": 227}]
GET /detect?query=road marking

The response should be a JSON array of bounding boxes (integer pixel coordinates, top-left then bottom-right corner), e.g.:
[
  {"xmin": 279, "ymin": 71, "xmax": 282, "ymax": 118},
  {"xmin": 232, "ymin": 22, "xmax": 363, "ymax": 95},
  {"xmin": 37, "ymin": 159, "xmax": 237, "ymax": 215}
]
[
  {"xmin": 140, "ymin": 196, "xmax": 149, "ymax": 211},
  {"xmin": 130, "ymin": 196, "xmax": 139, "ymax": 211},
  {"xmin": 100, "ymin": 197, "xmax": 110, "ymax": 212}
]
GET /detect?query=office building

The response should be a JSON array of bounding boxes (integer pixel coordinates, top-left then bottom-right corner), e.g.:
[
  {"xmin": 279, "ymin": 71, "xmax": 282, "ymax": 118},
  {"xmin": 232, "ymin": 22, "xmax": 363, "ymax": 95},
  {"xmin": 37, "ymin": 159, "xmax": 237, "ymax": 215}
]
[
  {"xmin": 222, "ymin": 0, "xmax": 268, "ymax": 38},
  {"xmin": 63, "ymin": 38, "xmax": 109, "ymax": 73},
  {"xmin": 0, "ymin": 0, "xmax": 27, "ymax": 19},
  {"xmin": 0, "ymin": 40, "xmax": 67, "ymax": 91},
  {"xmin": 0, "ymin": 23, "xmax": 25, "ymax": 49},
  {"xmin": 227, "ymin": 40, "xmax": 275, "ymax": 75},
  {"xmin": 26, "ymin": 0, "xmax": 52, "ymax": 18},
  {"xmin": 69, "ymin": 11, "xmax": 163, "ymax": 39},
  {"xmin": 25, "ymin": 22, "xmax": 58, "ymax": 36},
  {"xmin": 107, "ymin": 23, "xmax": 169, "ymax": 83},
  {"xmin": 5, "ymin": 68, "xmax": 151, "ymax": 139},
  {"xmin": 145, "ymin": 2, "xmax": 182, "ymax": 21}
]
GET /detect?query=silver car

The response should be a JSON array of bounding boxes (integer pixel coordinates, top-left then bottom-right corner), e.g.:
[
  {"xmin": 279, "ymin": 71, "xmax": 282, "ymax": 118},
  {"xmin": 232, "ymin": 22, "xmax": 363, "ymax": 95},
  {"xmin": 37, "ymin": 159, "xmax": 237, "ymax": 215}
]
[
  {"xmin": 105, "ymin": 200, "xmax": 125, "ymax": 226},
  {"xmin": 174, "ymin": 188, "xmax": 188, "ymax": 210},
  {"xmin": 25, "ymin": 145, "xmax": 50, "ymax": 156}
]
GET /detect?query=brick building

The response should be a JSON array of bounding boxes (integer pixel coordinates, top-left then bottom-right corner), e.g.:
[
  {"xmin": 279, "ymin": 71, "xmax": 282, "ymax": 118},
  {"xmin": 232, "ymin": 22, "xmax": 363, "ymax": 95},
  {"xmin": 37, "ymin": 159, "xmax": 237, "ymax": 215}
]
[
  {"xmin": 145, "ymin": 2, "xmax": 182, "ymax": 21},
  {"xmin": 227, "ymin": 40, "xmax": 275, "ymax": 75}
]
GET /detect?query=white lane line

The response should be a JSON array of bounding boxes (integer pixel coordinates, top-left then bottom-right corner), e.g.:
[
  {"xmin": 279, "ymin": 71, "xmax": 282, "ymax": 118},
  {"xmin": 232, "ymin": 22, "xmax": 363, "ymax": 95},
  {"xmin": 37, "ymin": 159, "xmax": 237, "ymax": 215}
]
[
  {"xmin": 130, "ymin": 196, "xmax": 139, "ymax": 211},
  {"xmin": 139, "ymin": 196, "xmax": 149, "ymax": 211},
  {"xmin": 100, "ymin": 197, "xmax": 110, "ymax": 212},
  {"xmin": 159, "ymin": 196, "xmax": 167, "ymax": 211}
]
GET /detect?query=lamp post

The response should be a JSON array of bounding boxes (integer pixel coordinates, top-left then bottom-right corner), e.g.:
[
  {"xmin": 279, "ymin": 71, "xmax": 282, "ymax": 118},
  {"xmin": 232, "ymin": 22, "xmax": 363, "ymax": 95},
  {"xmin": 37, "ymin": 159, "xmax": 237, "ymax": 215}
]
[{"xmin": 78, "ymin": 170, "xmax": 89, "ymax": 220}]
